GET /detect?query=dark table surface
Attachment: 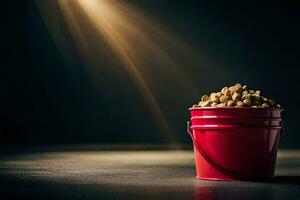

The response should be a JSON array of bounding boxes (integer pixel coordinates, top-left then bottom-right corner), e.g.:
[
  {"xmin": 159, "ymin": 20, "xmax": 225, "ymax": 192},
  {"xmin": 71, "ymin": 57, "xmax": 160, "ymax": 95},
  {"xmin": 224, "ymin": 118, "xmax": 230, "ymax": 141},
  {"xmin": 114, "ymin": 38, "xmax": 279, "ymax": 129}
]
[{"xmin": 0, "ymin": 145, "xmax": 299, "ymax": 200}]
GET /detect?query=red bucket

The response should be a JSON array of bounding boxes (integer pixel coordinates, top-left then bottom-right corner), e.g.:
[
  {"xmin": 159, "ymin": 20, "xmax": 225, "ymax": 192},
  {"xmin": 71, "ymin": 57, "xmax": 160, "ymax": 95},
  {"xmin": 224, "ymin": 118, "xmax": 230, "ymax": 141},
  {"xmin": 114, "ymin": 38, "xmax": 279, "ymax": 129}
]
[{"xmin": 188, "ymin": 107, "xmax": 283, "ymax": 181}]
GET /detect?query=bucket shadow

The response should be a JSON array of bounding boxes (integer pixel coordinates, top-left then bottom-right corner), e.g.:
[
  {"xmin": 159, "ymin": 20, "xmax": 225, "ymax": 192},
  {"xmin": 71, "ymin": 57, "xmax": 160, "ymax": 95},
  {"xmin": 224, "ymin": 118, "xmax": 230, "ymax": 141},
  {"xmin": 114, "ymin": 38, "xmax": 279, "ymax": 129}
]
[
  {"xmin": 270, "ymin": 175, "xmax": 300, "ymax": 185},
  {"xmin": 243, "ymin": 175, "xmax": 300, "ymax": 185}
]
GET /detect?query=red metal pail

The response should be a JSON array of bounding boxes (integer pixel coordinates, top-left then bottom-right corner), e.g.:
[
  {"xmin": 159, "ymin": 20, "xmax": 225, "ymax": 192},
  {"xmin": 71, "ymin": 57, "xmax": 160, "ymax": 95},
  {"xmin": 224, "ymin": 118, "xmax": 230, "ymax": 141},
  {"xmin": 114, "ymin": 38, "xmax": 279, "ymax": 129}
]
[{"xmin": 188, "ymin": 107, "xmax": 283, "ymax": 181}]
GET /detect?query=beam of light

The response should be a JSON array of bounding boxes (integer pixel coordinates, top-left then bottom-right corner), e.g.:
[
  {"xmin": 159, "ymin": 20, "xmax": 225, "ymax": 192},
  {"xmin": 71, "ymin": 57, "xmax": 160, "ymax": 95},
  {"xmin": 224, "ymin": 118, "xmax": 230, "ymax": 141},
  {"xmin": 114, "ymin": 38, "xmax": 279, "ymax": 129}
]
[{"xmin": 35, "ymin": 0, "xmax": 206, "ymax": 147}]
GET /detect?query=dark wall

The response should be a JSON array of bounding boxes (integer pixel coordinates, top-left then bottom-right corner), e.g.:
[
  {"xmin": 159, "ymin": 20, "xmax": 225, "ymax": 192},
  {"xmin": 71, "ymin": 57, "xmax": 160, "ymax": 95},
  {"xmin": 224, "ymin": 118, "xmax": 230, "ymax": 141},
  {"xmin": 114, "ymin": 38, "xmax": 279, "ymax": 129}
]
[{"xmin": 1, "ymin": 0, "xmax": 299, "ymax": 148}]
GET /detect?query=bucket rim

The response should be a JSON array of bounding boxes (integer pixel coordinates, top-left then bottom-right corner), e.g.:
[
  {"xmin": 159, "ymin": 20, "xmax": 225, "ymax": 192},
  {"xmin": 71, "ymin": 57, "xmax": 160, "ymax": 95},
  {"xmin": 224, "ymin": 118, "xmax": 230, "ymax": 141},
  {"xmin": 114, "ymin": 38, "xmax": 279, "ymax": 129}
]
[
  {"xmin": 190, "ymin": 124, "xmax": 282, "ymax": 130},
  {"xmin": 191, "ymin": 116, "xmax": 282, "ymax": 120},
  {"xmin": 189, "ymin": 107, "xmax": 284, "ymax": 111}
]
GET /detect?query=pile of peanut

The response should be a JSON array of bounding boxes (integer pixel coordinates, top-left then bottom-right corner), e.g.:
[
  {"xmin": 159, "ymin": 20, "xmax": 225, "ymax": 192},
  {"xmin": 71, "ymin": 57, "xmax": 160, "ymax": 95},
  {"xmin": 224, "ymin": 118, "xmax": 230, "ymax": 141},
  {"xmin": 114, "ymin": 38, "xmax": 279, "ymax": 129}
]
[{"xmin": 193, "ymin": 83, "xmax": 281, "ymax": 108}]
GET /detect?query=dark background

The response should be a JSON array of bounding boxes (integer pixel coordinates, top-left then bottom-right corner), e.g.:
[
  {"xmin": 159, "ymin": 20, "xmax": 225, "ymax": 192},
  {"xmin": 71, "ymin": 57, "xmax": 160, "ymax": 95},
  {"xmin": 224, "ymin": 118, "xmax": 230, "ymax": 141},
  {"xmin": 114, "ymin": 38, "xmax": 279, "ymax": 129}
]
[{"xmin": 1, "ymin": 0, "xmax": 299, "ymax": 148}]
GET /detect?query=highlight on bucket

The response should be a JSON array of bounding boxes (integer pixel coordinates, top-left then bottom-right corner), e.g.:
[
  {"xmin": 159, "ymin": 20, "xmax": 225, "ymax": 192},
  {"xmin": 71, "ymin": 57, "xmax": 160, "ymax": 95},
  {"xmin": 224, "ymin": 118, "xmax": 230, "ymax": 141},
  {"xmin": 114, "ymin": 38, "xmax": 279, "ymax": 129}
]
[{"xmin": 187, "ymin": 83, "xmax": 283, "ymax": 181}]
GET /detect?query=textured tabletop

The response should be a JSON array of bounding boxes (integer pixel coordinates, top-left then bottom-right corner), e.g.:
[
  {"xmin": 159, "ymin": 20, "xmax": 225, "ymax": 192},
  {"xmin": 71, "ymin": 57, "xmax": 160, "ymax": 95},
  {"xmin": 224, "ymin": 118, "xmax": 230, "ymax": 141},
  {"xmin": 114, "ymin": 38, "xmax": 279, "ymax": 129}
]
[{"xmin": 0, "ymin": 145, "xmax": 299, "ymax": 200}]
